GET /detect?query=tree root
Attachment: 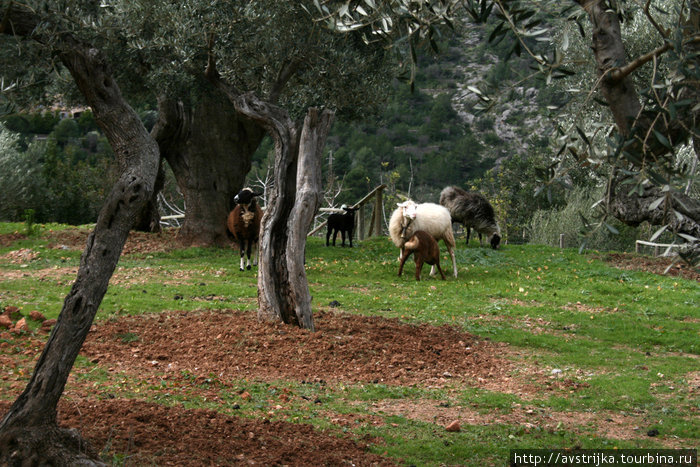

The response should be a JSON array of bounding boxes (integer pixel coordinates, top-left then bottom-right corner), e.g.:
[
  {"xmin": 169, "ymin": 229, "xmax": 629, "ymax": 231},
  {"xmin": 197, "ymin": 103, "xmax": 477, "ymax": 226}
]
[{"xmin": 0, "ymin": 424, "xmax": 105, "ymax": 467}]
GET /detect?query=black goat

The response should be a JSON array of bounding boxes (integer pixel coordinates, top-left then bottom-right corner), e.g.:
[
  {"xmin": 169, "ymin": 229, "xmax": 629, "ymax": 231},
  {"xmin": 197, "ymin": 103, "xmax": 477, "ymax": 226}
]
[
  {"xmin": 326, "ymin": 205, "xmax": 358, "ymax": 247},
  {"xmin": 227, "ymin": 188, "xmax": 263, "ymax": 270},
  {"xmin": 439, "ymin": 186, "xmax": 501, "ymax": 249}
]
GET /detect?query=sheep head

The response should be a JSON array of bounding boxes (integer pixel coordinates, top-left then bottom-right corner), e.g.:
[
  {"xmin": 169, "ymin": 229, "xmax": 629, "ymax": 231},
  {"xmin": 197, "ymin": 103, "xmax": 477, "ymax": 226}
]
[
  {"xmin": 403, "ymin": 233, "xmax": 421, "ymax": 251},
  {"xmin": 234, "ymin": 187, "xmax": 262, "ymax": 205},
  {"xmin": 490, "ymin": 233, "xmax": 501, "ymax": 250},
  {"xmin": 396, "ymin": 201, "xmax": 418, "ymax": 240}
]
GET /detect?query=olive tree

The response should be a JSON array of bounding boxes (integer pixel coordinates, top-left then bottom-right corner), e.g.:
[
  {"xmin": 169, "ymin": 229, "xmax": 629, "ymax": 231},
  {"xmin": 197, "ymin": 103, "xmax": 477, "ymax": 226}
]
[
  {"xmin": 0, "ymin": 3, "xmax": 159, "ymax": 463},
  {"xmin": 1, "ymin": 1, "xmax": 393, "ymax": 244},
  {"xmin": 107, "ymin": 0, "xmax": 393, "ymax": 244}
]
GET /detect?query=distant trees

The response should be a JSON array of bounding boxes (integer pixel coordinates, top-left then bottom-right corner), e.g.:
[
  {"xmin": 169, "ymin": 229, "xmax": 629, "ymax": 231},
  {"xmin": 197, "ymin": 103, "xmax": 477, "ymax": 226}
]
[
  {"xmin": 324, "ymin": 83, "xmax": 493, "ymax": 205},
  {"xmin": 0, "ymin": 111, "xmax": 116, "ymax": 224}
]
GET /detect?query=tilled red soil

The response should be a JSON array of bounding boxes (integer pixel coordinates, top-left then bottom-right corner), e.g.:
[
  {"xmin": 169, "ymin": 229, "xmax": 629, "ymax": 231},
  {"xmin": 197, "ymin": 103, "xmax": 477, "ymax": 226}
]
[
  {"xmin": 0, "ymin": 398, "xmax": 393, "ymax": 466},
  {"xmin": 81, "ymin": 309, "xmax": 508, "ymax": 386}
]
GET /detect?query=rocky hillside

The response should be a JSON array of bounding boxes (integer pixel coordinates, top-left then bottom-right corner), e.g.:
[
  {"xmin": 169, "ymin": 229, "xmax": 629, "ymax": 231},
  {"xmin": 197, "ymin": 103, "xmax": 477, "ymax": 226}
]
[{"xmin": 424, "ymin": 22, "xmax": 556, "ymax": 162}]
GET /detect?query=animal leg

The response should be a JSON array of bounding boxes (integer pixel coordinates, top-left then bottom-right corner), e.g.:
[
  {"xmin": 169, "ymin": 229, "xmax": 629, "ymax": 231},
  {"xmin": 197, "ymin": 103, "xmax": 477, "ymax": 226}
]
[
  {"xmin": 348, "ymin": 227, "xmax": 353, "ymax": 248},
  {"xmin": 436, "ymin": 261, "xmax": 446, "ymax": 280},
  {"xmin": 245, "ymin": 242, "xmax": 252, "ymax": 270},
  {"xmin": 340, "ymin": 230, "xmax": 346, "ymax": 247},
  {"xmin": 414, "ymin": 257, "xmax": 423, "ymax": 281},
  {"xmin": 398, "ymin": 251, "xmax": 410, "ymax": 277},
  {"xmin": 466, "ymin": 227, "xmax": 471, "ymax": 245},
  {"xmin": 326, "ymin": 228, "xmax": 332, "ymax": 246},
  {"xmin": 239, "ymin": 241, "xmax": 246, "ymax": 271},
  {"xmin": 448, "ymin": 245, "xmax": 457, "ymax": 278},
  {"xmin": 252, "ymin": 240, "xmax": 259, "ymax": 266},
  {"xmin": 332, "ymin": 229, "xmax": 339, "ymax": 246}
]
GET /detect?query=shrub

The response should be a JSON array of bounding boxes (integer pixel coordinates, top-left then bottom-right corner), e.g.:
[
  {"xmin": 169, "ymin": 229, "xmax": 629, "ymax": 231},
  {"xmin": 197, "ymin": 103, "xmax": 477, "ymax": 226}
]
[{"xmin": 527, "ymin": 187, "xmax": 639, "ymax": 252}]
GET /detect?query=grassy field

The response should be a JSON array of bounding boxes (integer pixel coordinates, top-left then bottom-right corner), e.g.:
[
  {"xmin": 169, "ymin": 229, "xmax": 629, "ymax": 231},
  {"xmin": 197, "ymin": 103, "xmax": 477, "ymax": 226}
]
[{"xmin": 0, "ymin": 222, "xmax": 698, "ymax": 465}]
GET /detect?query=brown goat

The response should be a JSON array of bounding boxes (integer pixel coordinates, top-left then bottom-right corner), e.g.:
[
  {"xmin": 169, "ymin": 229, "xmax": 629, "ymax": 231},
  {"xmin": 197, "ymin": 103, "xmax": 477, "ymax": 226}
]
[
  {"xmin": 227, "ymin": 188, "xmax": 263, "ymax": 271},
  {"xmin": 398, "ymin": 230, "xmax": 446, "ymax": 281}
]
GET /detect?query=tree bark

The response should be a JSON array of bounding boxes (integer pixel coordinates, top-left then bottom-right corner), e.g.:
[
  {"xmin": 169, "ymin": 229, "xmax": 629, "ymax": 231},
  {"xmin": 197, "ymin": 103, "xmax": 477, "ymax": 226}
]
[
  {"xmin": 153, "ymin": 90, "xmax": 265, "ymax": 246},
  {"xmin": 133, "ymin": 157, "xmax": 165, "ymax": 233},
  {"xmin": 204, "ymin": 47, "xmax": 333, "ymax": 328},
  {"xmin": 576, "ymin": 0, "xmax": 641, "ymax": 137},
  {"xmin": 0, "ymin": 8, "xmax": 159, "ymax": 464},
  {"xmin": 609, "ymin": 185, "xmax": 700, "ymax": 235},
  {"xmin": 226, "ymin": 93, "xmax": 333, "ymax": 330},
  {"xmin": 287, "ymin": 108, "xmax": 335, "ymax": 330},
  {"xmin": 232, "ymin": 93, "xmax": 302, "ymax": 325}
]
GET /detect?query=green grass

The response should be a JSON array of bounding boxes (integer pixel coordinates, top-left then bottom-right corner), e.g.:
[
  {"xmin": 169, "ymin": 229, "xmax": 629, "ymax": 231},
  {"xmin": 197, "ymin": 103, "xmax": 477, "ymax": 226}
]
[{"xmin": 1, "ymin": 225, "xmax": 698, "ymax": 465}]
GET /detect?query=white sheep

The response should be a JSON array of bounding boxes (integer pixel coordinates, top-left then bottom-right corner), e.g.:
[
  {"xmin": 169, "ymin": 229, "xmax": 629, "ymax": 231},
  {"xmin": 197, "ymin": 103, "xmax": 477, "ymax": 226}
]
[{"xmin": 389, "ymin": 200, "xmax": 458, "ymax": 278}]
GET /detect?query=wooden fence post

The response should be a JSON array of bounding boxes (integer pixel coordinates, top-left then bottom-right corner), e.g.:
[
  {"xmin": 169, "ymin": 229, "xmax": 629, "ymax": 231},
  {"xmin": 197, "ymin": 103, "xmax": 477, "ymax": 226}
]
[
  {"xmin": 358, "ymin": 204, "xmax": 365, "ymax": 241},
  {"xmin": 374, "ymin": 186, "xmax": 383, "ymax": 236}
]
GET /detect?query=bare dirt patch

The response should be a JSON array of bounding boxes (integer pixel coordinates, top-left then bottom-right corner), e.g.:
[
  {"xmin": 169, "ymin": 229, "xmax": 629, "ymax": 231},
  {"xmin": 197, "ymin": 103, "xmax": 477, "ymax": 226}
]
[
  {"xmin": 0, "ymin": 399, "xmax": 393, "ymax": 466},
  {"xmin": 2, "ymin": 309, "xmax": 519, "ymax": 465},
  {"xmin": 81, "ymin": 309, "xmax": 512, "ymax": 388},
  {"xmin": 602, "ymin": 252, "xmax": 699, "ymax": 282},
  {"xmin": 0, "ymin": 232, "xmax": 25, "ymax": 248},
  {"xmin": 0, "ymin": 248, "xmax": 38, "ymax": 264},
  {"xmin": 42, "ymin": 227, "xmax": 199, "ymax": 255}
]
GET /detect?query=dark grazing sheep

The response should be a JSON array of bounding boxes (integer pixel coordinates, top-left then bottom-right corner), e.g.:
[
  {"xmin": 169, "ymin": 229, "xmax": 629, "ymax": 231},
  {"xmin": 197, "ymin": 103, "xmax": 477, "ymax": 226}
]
[
  {"xmin": 398, "ymin": 230, "xmax": 446, "ymax": 281},
  {"xmin": 227, "ymin": 187, "xmax": 263, "ymax": 271},
  {"xmin": 326, "ymin": 205, "xmax": 358, "ymax": 247},
  {"xmin": 439, "ymin": 186, "xmax": 501, "ymax": 249}
]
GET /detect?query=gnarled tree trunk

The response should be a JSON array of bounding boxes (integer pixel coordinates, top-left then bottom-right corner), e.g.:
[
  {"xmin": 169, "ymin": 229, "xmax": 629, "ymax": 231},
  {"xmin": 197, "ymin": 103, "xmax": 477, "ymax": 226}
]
[
  {"xmin": 232, "ymin": 95, "xmax": 334, "ymax": 330},
  {"xmin": 134, "ymin": 157, "xmax": 165, "ymax": 233},
  {"xmin": 0, "ymin": 7, "xmax": 159, "ymax": 465},
  {"xmin": 153, "ymin": 89, "xmax": 265, "ymax": 246},
  {"xmin": 205, "ymin": 43, "xmax": 334, "ymax": 329},
  {"xmin": 286, "ymin": 108, "xmax": 335, "ymax": 330}
]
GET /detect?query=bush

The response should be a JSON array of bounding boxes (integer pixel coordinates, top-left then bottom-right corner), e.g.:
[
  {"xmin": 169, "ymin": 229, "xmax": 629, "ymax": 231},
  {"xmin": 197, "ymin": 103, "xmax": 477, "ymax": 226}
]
[{"xmin": 527, "ymin": 187, "xmax": 639, "ymax": 252}]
